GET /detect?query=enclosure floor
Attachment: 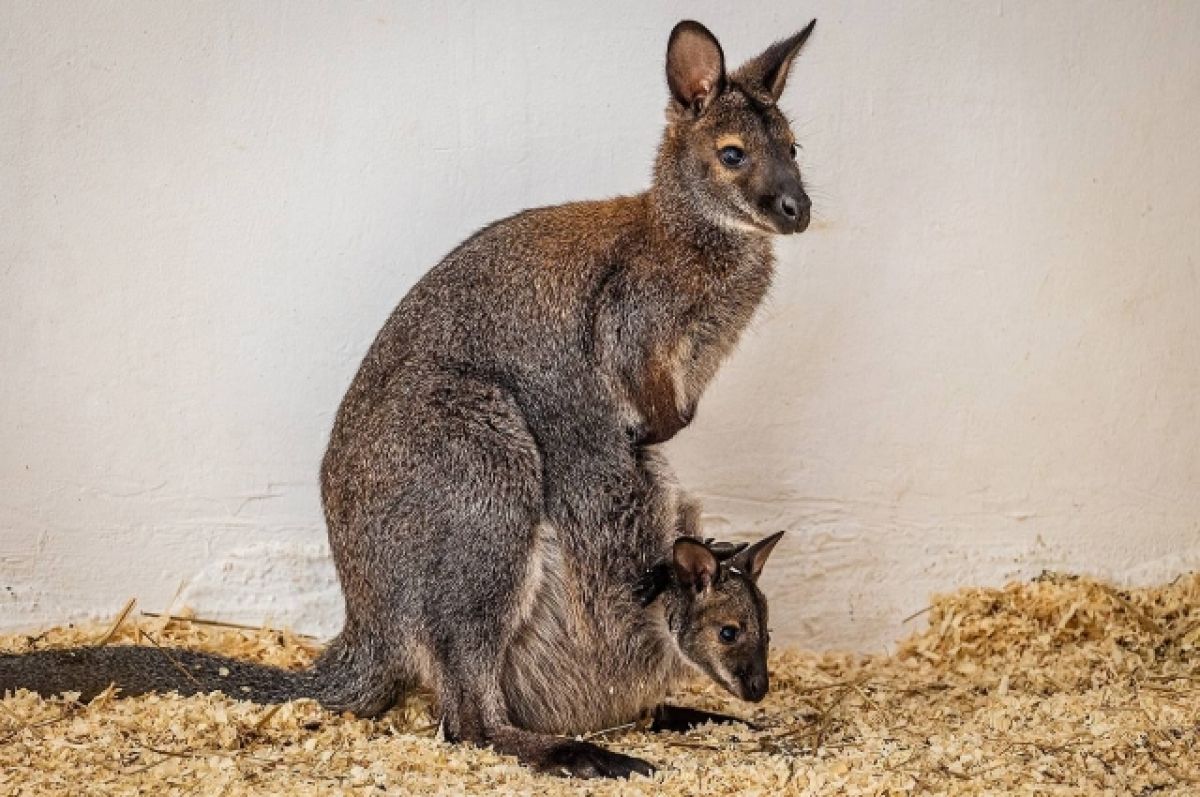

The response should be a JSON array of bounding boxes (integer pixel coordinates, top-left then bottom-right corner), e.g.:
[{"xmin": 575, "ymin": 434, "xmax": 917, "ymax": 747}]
[{"xmin": 2, "ymin": 573, "xmax": 1197, "ymax": 796}]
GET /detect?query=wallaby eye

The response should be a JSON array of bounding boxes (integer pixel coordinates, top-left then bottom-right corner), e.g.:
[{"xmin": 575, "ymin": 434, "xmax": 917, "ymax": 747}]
[
  {"xmin": 718, "ymin": 146, "xmax": 747, "ymax": 169},
  {"xmin": 789, "ymin": 143, "xmax": 798, "ymax": 159},
  {"xmin": 718, "ymin": 625, "xmax": 740, "ymax": 644}
]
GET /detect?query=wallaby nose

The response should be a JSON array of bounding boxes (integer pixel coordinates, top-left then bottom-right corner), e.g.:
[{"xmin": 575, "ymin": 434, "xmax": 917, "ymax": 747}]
[{"xmin": 772, "ymin": 192, "xmax": 811, "ymax": 233}]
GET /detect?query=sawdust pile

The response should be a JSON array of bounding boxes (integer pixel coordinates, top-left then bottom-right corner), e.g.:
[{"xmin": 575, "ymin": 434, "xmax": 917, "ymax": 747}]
[{"xmin": 2, "ymin": 573, "xmax": 1197, "ymax": 795}]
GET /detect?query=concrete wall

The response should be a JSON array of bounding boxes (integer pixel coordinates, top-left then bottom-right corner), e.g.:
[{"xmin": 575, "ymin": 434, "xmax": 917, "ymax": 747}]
[{"xmin": 2, "ymin": 1, "xmax": 1198, "ymax": 650}]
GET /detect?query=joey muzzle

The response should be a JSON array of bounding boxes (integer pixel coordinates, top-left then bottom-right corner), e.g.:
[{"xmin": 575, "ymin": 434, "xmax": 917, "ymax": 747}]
[{"xmin": 736, "ymin": 658, "xmax": 770, "ymax": 702}]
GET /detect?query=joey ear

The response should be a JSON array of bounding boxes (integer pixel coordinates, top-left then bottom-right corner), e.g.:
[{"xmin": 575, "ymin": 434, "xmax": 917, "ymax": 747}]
[
  {"xmin": 730, "ymin": 531, "xmax": 785, "ymax": 582},
  {"xmin": 672, "ymin": 537, "xmax": 719, "ymax": 593},
  {"xmin": 736, "ymin": 19, "xmax": 816, "ymax": 101},
  {"xmin": 666, "ymin": 20, "xmax": 726, "ymax": 114}
]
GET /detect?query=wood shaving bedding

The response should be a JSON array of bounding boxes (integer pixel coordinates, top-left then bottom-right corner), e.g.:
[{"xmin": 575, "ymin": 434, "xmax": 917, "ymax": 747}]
[{"xmin": 2, "ymin": 573, "xmax": 1197, "ymax": 795}]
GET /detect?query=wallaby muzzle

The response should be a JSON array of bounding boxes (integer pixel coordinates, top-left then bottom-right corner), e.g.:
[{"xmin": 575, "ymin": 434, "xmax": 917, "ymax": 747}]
[{"xmin": 764, "ymin": 178, "xmax": 811, "ymax": 234}]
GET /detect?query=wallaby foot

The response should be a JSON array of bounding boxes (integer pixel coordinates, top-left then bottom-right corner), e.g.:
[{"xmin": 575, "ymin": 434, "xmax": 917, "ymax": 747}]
[
  {"xmin": 648, "ymin": 703, "xmax": 758, "ymax": 733},
  {"xmin": 487, "ymin": 726, "xmax": 655, "ymax": 779},
  {"xmin": 536, "ymin": 739, "xmax": 656, "ymax": 779}
]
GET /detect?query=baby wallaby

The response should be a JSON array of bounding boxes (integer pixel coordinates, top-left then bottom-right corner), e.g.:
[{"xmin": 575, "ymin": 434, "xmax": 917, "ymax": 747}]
[
  {"xmin": 647, "ymin": 533, "xmax": 783, "ymax": 710},
  {"xmin": 2, "ymin": 18, "xmax": 816, "ymax": 778}
]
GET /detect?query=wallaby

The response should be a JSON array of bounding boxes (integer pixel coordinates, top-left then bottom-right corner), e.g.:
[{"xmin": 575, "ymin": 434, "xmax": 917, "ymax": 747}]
[{"xmin": 1, "ymin": 18, "xmax": 816, "ymax": 778}]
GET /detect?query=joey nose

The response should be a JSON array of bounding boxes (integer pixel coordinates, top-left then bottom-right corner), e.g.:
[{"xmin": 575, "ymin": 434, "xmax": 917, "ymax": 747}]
[{"xmin": 741, "ymin": 668, "xmax": 769, "ymax": 702}]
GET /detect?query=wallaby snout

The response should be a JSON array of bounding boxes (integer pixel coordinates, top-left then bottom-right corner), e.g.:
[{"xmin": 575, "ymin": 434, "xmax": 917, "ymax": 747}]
[{"xmin": 766, "ymin": 182, "xmax": 812, "ymax": 234}]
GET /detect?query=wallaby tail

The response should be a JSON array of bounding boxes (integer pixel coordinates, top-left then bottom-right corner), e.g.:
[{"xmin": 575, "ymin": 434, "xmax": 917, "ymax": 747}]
[{"xmin": 0, "ymin": 645, "xmax": 313, "ymax": 705}]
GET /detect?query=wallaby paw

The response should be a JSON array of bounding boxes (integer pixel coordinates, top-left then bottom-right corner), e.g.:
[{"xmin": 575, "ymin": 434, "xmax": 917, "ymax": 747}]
[{"xmin": 538, "ymin": 740, "xmax": 656, "ymax": 779}]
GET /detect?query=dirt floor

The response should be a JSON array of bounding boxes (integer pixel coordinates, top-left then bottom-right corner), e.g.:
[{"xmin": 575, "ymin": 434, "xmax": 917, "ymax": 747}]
[{"xmin": 2, "ymin": 572, "xmax": 1197, "ymax": 796}]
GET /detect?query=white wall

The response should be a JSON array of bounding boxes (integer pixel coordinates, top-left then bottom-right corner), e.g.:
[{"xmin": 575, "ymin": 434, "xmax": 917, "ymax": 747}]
[{"xmin": 2, "ymin": 1, "xmax": 1198, "ymax": 650}]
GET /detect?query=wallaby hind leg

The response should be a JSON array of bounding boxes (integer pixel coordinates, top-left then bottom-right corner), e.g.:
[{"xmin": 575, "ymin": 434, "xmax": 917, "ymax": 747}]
[
  {"xmin": 434, "ymin": 651, "xmax": 655, "ymax": 778},
  {"xmin": 322, "ymin": 370, "xmax": 548, "ymax": 721},
  {"xmin": 421, "ymin": 502, "xmax": 656, "ymax": 778},
  {"xmin": 418, "ymin": 517, "xmax": 646, "ymax": 776},
  {"xmin": 354, "ymin": 375, "xmax": 655, "ymax": 778}
]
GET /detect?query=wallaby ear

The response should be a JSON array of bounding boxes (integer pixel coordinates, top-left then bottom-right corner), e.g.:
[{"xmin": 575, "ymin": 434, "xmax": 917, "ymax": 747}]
[
  {"xmin": 729, "ymin": 531, "xmax": 785, "ymax": 582},
  {"xmin": 672, "ymin": 537, "xmax": 719, "ymax": 593},
  {"xmin": 666, "ymin": 20, "xmax": 726, "ymax": 114},
  {"xmin": 736, "ymin": 19, "xmax": 816, "ymax": 101}
]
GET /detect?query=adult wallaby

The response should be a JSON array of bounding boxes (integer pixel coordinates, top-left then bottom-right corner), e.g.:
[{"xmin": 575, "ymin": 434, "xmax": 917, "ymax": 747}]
[{"xmin": 1, "ymin": 18, "xmax": 816, "ymax": 778}]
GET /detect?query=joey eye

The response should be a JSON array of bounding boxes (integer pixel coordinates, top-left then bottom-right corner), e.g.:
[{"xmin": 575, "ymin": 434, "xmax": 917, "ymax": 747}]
[
  {"xmin": 718, "ymin": 625, "xmax": 740, "ymax": 644},
  {"xmin": 718, "ymin": 146, "xmax": 746, "ymax": 169},
  {"xmin": 789, "ymin": 143, "xmax": 798, "ymax": 159}
]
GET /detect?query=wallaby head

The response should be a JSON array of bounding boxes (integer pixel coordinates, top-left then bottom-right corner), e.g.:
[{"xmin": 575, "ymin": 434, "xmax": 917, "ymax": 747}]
[
  {"xmin": 657, "ymin": 20, "xmax": 816, "ymax": 235},
  {"xmin": 662, "ymin": 531, "xmax": 785, "ymax": 703}
]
